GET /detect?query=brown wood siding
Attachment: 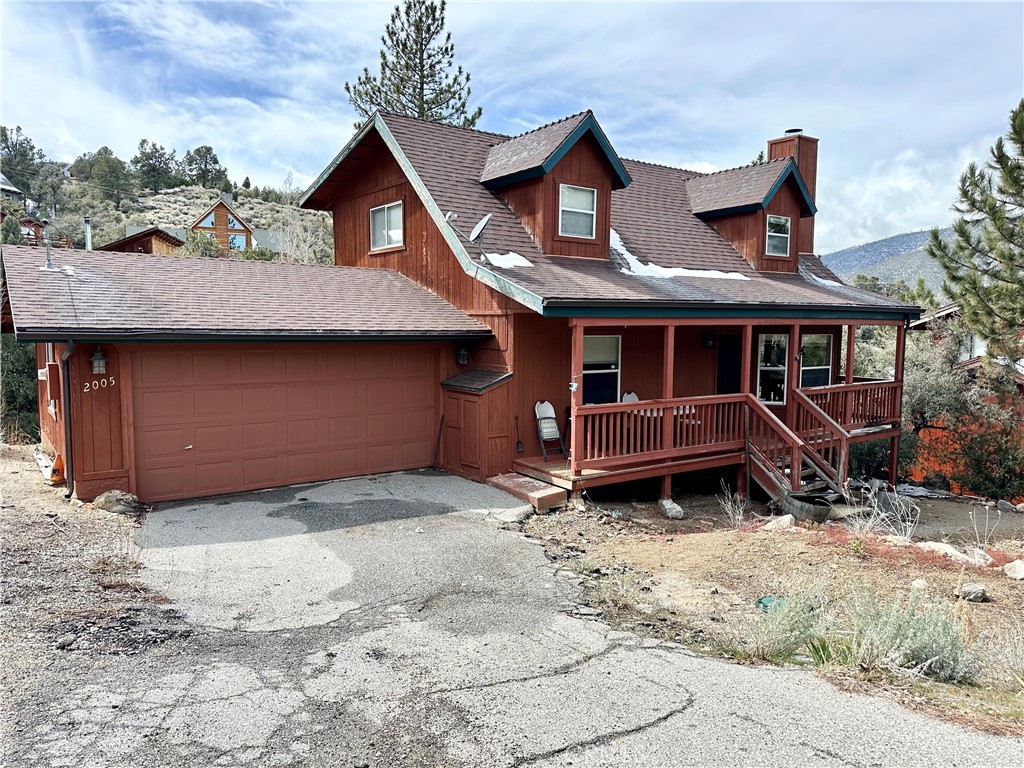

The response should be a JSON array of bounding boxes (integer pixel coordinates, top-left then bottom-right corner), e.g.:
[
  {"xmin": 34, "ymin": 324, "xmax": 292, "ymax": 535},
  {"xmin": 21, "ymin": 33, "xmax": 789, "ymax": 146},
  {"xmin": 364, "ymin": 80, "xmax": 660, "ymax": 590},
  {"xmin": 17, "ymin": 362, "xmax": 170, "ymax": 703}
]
[
  {"xmin": 709, "ymin": 210, "xmax": 761, "ymax": 269},
  {"xmin": 762, "ymin": 181, "xmax": 803, "ymax": 273},
  {"xmin": 192, "ymin": 201, "xmax": 253, "ymax": 253},
  {"xmin": 499, "ymin": 135, "xmax": 613, "ymax": 259},
  {"xmin": 673, "ymin": 329, "xmax": 718, "ymax": 396},
  {"xmin": 768, "ymin": 134, "xmax": 817, "ymax": 254},
  {"xmin": 512, "ymin": 313, "xmax": 571, "ymax": 459},
  {"xmin": 330, "ymin": 140, "xmax": 520, "ymax": 369},
  {"xmin": 441, "ymin": 380, "xmax": 513, "ymax": 481},
  {"xmin": 36, "ymin": 344, "xmax": 64, "ymax": 458}
]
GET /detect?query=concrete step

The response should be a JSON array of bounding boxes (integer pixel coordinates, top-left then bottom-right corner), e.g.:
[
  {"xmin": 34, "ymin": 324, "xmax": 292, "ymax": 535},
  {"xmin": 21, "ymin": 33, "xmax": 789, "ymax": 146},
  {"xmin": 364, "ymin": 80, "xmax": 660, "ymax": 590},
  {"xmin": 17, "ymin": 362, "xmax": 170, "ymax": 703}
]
[{"xmin": 487, "ymin": 473, "xmax": 567, "ymax": 511}]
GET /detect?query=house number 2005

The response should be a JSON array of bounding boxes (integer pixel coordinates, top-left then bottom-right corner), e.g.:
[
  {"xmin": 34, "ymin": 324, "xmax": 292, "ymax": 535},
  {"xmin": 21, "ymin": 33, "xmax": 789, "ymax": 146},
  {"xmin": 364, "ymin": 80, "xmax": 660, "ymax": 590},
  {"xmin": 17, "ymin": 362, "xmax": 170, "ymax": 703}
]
[{"xmin": 83, "ymin": 377, "xmax": 116, "ymax": 392}]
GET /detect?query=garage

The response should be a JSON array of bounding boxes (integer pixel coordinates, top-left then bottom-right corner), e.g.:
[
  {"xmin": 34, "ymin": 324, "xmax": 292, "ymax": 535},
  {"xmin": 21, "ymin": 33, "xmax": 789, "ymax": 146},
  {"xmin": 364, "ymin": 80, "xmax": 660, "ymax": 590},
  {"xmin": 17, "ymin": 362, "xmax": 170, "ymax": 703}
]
[
  {"xmin": 132, "ymin": 344, "xmax": 440, "ymax": 502},
  {"xmin": 2, "ymin": 246, "xmax": 491, "ymax": 503}
]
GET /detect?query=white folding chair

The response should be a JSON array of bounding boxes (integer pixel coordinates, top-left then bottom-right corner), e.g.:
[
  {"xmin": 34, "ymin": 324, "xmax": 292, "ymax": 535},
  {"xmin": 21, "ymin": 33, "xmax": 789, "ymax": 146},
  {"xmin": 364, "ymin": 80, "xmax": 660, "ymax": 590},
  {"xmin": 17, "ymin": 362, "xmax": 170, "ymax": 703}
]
[{"xmin": 535, "ymin": 400, "xmax": 567, "ymax": 461}]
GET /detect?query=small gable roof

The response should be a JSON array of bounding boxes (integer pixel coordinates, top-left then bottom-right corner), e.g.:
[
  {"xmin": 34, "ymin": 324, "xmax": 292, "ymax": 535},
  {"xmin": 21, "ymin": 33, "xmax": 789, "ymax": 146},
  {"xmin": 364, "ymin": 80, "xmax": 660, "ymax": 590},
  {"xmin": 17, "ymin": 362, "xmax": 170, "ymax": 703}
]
[
  {"xmin": 686, "ymin": 158, "xmax": 816, "ymax": 218},
  {"xmin": 97, "ymin": 226, "xmax": 185, "ymax": 252},
  {"xmin": 0, "ymin": 245, "xmax": 491, "ymax": 342},
  {"xmin": 479, "ymin": 111, "xmax": 632, "ymax": 190},
  {"xmin": 190, "ymin": 195, "xmax": 254, "ymax": 232}
]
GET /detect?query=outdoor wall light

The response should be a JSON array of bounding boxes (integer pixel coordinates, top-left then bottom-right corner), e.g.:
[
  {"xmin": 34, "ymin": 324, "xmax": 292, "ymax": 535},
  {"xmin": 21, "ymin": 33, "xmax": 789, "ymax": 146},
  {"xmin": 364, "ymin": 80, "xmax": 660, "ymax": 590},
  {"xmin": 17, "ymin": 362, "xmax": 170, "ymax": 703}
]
[
  {"xmin": 91, "ymin": 346, "xmax": 107, "ymax": 375},
  {"xmin": 455, "ymin": 346, "xmax": 469, "ymax": 366},
  {"xmin": 795, "ymin": 345, "xmax": 805, "ymax": 362},
  {"xmin": 701, "ymin": 333, "xmax": 716, "ymax": 349}
]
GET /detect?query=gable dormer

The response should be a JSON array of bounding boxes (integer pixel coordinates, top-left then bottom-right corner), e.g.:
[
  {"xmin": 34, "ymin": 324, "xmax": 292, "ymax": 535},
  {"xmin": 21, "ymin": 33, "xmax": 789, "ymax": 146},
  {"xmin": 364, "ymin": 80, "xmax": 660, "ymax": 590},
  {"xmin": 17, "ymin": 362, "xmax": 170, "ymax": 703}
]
[
  {"xmin": 191, "ymin": 193, "xmax": 255, "ymax": 253},
  {"xmin": 481, "ymin": 112, "xmax": 631, "ymax": 259},
  {"xmin": 686, "ymin": 141, "xmax": 816, "ymax": 273}
]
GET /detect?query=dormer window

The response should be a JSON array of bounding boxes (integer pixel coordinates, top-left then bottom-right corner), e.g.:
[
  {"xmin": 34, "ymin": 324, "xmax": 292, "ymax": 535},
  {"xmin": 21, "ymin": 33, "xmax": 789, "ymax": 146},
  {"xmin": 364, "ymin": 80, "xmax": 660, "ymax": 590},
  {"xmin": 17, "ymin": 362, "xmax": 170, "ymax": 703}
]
[
  {"xmin": 559, "ymin": 184, "xmax": 597, "ymax": 239},
  {"xmin": 766, "ymin": 214, "xmax": 791, "ymax": 257},
  {"xmin": 370, "ymin": 201, "xmax": 403, "ymax": 251}
]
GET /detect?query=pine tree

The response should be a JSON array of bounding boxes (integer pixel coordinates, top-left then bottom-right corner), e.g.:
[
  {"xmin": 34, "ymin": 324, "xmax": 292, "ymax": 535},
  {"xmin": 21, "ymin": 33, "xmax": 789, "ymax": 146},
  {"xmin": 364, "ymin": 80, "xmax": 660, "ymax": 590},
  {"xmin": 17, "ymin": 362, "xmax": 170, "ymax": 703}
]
[
  {"xmin": 345, "ymin": 0, "xmax": 482, "ymax": 128},
  {"xmin": 928, "ymin": 98, "xmax": 1024, "ymax": 360}
]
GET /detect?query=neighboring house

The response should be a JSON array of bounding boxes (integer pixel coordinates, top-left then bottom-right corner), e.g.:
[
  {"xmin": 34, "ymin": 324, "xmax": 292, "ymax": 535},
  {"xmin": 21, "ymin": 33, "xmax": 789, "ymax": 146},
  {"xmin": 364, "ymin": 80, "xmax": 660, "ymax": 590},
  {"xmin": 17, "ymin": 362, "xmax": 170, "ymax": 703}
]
[
  {"xmin": 906, "ymin": 303, "xmax": 1024, "ymax": 498},
  {"xmin": 1, "ymin": 172, "xmax": 25, "ymax": 204},
  {"xmin": 0, "ymin": 211, "xmax": 71, "ymax": 248},
  {"xmin": 2, "ymin": 110, "xmax": 921, "ymax": 506},
  {"xmin": 98, "ymin": 193, "xmax": 278, "ymax": 255}
]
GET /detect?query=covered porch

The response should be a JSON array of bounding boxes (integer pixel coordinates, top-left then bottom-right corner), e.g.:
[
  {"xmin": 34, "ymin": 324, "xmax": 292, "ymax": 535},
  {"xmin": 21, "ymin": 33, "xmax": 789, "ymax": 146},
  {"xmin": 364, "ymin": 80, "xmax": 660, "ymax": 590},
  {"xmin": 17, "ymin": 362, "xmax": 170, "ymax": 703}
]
[{"xmin": 513, "ymin": 316, "xmax": 907, "ymax": 498}]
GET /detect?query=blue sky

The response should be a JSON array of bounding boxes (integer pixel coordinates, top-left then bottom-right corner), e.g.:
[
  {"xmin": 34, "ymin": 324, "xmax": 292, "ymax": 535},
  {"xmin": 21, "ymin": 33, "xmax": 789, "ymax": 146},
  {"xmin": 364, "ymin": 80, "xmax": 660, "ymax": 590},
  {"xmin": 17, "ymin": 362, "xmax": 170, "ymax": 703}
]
[{"xmin": 2, "ymin": 1, "xmax": 1021, "ymax": 253}]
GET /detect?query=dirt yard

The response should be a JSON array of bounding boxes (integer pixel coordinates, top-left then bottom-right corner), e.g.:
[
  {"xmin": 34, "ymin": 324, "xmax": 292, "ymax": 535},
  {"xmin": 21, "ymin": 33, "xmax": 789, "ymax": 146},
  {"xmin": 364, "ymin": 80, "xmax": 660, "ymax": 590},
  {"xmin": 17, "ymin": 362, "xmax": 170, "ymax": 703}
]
[{"xmin": 525, "ymin": 486, "xmax": 1024, "ymax": 735}]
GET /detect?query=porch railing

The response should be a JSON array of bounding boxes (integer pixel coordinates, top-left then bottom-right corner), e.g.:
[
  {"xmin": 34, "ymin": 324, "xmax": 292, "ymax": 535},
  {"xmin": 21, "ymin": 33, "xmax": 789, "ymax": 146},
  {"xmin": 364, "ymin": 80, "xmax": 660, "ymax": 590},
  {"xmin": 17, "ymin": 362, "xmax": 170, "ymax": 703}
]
[
  {"xmin": 792, "ymin": 389, "xmax": 849, "ymax": 485},
  {"xmin": 745, "ymin": 394, "xmax": 803, "ymax": 492},
  {"xmin": 574, "ymin": 393, "xmax": 746, "ymax": 471},
  {"xmin": 801, "ymin": 380, "xmax": 901, "ymax": 431}
]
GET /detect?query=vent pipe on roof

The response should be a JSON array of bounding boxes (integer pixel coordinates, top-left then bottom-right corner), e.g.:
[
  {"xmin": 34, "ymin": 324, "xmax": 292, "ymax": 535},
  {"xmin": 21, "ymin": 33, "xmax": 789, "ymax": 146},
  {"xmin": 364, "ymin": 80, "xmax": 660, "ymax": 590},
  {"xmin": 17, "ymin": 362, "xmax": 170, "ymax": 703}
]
[
  {"xmin": 40, "ymin": 219, "xmax": 58, "ymax": 272},
  {"xmin": 84, "ymin": 216, "xmax": 92, "ymax": 250},
  {"xmin": 784, "ymin": 128, "xmax": 803, "ymax": 135}
]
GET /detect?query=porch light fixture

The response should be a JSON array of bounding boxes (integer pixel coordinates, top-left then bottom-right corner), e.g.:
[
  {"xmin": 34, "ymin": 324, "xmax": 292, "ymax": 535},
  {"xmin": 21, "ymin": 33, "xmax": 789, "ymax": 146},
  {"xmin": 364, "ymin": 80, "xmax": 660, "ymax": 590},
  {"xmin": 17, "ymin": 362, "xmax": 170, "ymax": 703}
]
[
  {"xmin": 701, "ymin": 333, "xmax": 716, "ymax": 349},
  {"xmin": 795, "ymin": 346, "xmax": 805, "ymax": 362},
  {"xmin": 455, "ymin": 346, "xmax": 469, "ymax": 366},
  {"xmin": 90, "ymin": 346, "xmax": 107, "ymax": 375}
]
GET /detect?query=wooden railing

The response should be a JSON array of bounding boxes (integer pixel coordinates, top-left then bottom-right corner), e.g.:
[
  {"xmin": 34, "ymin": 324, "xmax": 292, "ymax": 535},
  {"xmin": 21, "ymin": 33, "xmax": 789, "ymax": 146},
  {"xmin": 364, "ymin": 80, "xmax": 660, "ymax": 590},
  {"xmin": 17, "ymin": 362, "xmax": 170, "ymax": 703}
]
[
  {"xmin": 792, "ymin": 389, "xmax": 849, "ymax": 485},
  {"xmin": 745, "ymin": 394, "xmax": 803, "ymax": 492},
  {"xmin": 801, "ymin": 380, "xmax": 902, "ymax": 431},
  {"xmin": 575, "ymin": 394, "xmax": 746, "ymax": 471}
]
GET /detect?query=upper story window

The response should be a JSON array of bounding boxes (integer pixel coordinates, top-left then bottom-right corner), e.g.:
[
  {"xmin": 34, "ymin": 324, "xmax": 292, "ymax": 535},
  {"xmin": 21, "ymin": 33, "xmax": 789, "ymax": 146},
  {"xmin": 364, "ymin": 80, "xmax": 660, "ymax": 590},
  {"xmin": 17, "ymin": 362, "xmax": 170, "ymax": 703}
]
[
  {"xmin": 559, "ymin": 184, "xmax": 597, "ymax": 239},
  {"xmin": 582, "ymin": 335, "xmax": 620, "ymax": 404},
  {"xmin": 198, "ymin": 212, "xmax": 215, "ymax": 228},
  {"xmin": 370, "ymin": 201, "xmax": 403, "ymax": 250},
  {"xmin": 800, "ymin": 334, "xmax": 832, "ymax": 388},
  {"xmin": 766, "ymin": 214, "xmax": 791, "ymax": 257},
  {"xmin": 228, "ymin": 233, "xmax": 247, "ymax": 251},
  {"xmin": 757, "ymin": 333, "xmax": 788, "ymax": 404}
]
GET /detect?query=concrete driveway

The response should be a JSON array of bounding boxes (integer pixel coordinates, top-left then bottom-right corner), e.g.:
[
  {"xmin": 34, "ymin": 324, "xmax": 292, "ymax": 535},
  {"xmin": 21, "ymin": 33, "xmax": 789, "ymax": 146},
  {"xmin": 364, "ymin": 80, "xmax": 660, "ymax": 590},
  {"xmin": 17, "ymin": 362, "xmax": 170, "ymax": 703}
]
[{"xmin": 25, "ymin": 470, "xmax": 1021, "ymax": 767}]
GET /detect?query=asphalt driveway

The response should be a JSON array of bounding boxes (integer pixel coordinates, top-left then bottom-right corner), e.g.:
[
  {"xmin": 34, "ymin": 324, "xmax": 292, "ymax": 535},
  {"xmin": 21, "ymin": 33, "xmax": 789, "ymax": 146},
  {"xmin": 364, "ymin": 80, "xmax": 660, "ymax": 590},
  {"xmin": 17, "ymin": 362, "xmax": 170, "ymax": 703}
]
[{"xmin": 20, "ymin": 470, "xmax": 1022, "ymax": 767}]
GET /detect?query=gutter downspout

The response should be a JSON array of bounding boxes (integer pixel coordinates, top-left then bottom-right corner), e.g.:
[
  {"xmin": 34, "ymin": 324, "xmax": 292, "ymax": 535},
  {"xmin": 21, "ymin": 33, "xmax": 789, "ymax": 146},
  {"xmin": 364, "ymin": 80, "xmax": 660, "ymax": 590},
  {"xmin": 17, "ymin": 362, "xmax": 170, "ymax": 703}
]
[{"xmin": 60, "ymin": 340, "xmax": 75, "ymax": 499}]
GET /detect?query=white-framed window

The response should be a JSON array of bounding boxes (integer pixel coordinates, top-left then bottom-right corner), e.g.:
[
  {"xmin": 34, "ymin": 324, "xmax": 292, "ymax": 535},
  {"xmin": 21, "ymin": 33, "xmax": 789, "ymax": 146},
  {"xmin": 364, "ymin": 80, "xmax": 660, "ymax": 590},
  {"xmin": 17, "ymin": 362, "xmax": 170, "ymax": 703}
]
[
  {"xmin": 228, "ymin": 233, "xmax": 247, "ymax": 251},
  {"xmin": 370, "ymin": 201, "xmax": 403, "ymax": 250},
  {"xmin": 800, "ymin": 334, "xmax": 832, "ymax": 388},
  {"xmin": 766, "ymin": 214, "xmax": 791, "ymax": 257},
  {"xmin": 582, "ymin": 335, "xmax": 620, "ymax": 404},
  {"xmin": 757, "ymin": 333, "xmax": 788, "ymax": 404},
  {"xmin": 559, "ymin": 184, "xmax": 597, "ymax": 239}
]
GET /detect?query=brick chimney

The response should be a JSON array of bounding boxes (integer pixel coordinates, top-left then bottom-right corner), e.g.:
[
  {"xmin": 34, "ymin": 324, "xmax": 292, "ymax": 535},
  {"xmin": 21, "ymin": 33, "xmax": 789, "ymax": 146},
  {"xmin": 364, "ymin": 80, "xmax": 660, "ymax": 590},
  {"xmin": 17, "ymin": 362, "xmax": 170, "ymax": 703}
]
[{"xmin": 767, "ymin": 130, "xmax": 818, "ymax": 255}]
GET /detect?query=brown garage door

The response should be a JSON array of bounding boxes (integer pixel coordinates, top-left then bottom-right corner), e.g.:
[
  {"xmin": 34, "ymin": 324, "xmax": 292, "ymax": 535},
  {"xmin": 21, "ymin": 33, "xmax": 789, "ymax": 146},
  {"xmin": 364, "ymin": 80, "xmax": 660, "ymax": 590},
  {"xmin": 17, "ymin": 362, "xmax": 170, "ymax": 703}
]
[{"xmin": 132, "ymin": 343, "xmax": 438, "ymax": 502}]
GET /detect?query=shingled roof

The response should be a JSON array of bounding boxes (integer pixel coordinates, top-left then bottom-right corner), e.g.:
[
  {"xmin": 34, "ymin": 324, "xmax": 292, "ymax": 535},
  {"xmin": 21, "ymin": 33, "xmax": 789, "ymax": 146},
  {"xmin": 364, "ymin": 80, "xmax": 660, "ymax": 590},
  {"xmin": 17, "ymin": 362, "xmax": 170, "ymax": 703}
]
[
  {"xmin": 686, "ymin": 158, "xmax": 815, "ymax": 217},
  {"xmin": 302, "ymin": 112, "xmax": 920, "ymax": 321},
  {"xmin": 0, "ymin": 245, "xmax": 491, "ymax": 342}
]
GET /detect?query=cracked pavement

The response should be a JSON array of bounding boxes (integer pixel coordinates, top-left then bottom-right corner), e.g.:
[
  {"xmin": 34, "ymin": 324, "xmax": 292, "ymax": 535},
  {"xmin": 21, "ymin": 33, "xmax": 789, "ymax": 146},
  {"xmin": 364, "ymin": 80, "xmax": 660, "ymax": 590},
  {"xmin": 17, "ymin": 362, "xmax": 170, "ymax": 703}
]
[{"xmin": 6, "ymin": 470, "xmax": 1022, "ymax": 767}]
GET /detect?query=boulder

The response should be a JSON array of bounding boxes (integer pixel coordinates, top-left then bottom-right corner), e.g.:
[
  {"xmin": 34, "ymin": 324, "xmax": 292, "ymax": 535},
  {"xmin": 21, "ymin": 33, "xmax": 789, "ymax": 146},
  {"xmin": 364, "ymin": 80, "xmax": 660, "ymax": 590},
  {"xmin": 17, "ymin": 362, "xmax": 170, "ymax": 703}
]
[
  {"xmin": 762, "ymin": 514, "xmax": 796, "ymax": 531},
  {"xmin": 658, "ymin": 498, "xmax": 685, "ymax": 520},
  {"xmin": 1004, "ymin": 560, "xmax": 1024, "ymax": 580},
  {"xmin": 1016, "ymin": 503, "xmax": 1024, "ymax": 514},
  {"xmin": 954, "ymin": 582, "xmax": 989, "ymax": 602},
  {"xmin": 92, "ymin": 490, "xmax": 145, "ymax": 516},
  {"xmin": 922, "ymin": 472, "xmax": 951, "ymax": 492},
  {"xmin": 996, "ymin": 499, "xmax": 1017, "ymax": 514},
  {"xmin": 916, "ymin": 541, "xmax": 985, "ymax": 566}
]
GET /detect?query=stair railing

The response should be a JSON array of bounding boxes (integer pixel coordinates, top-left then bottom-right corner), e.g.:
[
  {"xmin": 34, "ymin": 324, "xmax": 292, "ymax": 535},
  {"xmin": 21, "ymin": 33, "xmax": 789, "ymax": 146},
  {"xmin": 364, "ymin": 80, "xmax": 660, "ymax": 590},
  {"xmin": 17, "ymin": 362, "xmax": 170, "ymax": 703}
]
[
  {"xmin": 744, "ymin": 394, "xmax": 804, "ymax": 492},
  {"xmin": 792, "ymin": 389, "xmax": 850, "ymax": 489}
]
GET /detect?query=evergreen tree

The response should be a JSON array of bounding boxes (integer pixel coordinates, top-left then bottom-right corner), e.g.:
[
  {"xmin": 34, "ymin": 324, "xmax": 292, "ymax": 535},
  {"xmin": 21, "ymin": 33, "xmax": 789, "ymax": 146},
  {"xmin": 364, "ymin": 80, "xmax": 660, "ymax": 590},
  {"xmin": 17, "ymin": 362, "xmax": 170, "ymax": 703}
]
[
  {"xmin": 345, "ymin": 0, "xmax": 482, "ymax": 128},
  {"xmin": 1, "ymin": 212, "xmax": 25, "ymax": 244},
  {"xmin": 132, "ymin": 139, "xmax": 180, "ymax": 191},
  {"xmin": 0, "ymin": 125, "xmax": 44, "ymax": 195},
  {"xmin": 928, "ymin": 98, "xmax": 1024, "ymax": 360},
  {"xmin": 180, "ymin": 145, "xmax": 229, "ymax": 188},
  {"xmin": 242, "ymin": 176, "xmax": 251, "ymax": 189}
]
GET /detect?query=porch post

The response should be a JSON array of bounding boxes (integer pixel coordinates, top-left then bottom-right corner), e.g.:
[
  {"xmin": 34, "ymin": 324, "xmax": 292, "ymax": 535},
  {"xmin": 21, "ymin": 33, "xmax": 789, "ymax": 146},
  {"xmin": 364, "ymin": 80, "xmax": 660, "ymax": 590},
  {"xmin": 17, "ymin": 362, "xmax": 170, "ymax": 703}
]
[
  {"xmin": 786, "ymin": 322, "xmax": 800, "ymax": 426},
  {"xmin": 888, "ymin": 322, "xmax": 907, "ymax": 486},
  {"xmin": 845, "ymin": 324, "xmax": 856, "ymax": 384},
  {"xmin": 569, "ymin": 320, "xmax": 584, "ymax": 475},
  {"xmin": 740, "ymin": 324, "xmax": 752, "ymax": 393},
  {"xmin": 661, "ymin": 325, "xmax": 675, "ymax": 499}
]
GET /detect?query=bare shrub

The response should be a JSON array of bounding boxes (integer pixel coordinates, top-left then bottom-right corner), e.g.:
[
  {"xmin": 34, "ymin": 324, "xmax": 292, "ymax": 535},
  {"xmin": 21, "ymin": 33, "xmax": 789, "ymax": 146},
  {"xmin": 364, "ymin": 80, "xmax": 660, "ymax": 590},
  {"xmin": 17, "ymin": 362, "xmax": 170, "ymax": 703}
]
[
  {"xmin": 967, "ymin": 504, "xmax": 1001, "ymax": 550},
  {"xmin": 842, "ymin": 483, "xmax": 920, "ymax": 542},
  {"xmin": 848, "ymin": 585, "xmax": 981, "ymax": 684},
  {"xmin": 981, "ymin": 617, "xmax": 1024, "ymax": 691},
  {"xmin": 593, "ymin": 570, "xmax": 654, "ymax": 612},
  {"xmin": 717, "ymin": 480, "xmax": 752, "ymax": 529}
]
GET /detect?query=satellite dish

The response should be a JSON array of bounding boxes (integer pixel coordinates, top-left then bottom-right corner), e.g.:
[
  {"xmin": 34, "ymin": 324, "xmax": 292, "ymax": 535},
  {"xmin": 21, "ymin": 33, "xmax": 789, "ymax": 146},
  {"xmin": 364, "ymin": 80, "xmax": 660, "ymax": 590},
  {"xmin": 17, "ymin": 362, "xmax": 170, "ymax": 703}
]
[{"xmin": 469, "ymin": 213, "xmax": 492, "ymax": 242}]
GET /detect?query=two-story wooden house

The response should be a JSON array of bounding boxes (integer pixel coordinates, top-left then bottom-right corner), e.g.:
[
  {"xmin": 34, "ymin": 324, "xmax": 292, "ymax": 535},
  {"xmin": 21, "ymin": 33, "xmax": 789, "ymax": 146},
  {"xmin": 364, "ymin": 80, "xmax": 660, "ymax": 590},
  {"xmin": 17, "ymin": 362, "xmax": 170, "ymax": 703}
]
[{"xmin": 2, "ymin": 110, "xmax": 921, "ymax": 507}]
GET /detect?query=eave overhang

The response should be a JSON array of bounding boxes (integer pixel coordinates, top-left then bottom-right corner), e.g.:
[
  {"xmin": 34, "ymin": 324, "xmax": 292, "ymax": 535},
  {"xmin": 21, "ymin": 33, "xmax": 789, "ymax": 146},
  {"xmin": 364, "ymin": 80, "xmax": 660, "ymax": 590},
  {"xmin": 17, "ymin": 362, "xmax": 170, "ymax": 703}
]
[
  {"xmin": 539, "ymin": 299, "xmax": 922, "ymax": 323},
  {"xmin": 10, "ymin": 327, "xmax": 494, "ymax": 344},
  {"xmin": 693, "ymin": 159, "xmax": 817, "ymax": 220}
]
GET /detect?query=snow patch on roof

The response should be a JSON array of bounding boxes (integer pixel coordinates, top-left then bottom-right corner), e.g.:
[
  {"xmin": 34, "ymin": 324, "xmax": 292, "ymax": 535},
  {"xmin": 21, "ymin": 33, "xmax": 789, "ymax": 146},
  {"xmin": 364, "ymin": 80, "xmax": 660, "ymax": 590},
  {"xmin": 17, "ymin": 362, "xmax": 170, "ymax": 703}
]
[
  {"xmin": 611, "ymin": 229, "xmax": 750, "ymax": 281},
  {"xmin": 805, "ymin": 271, "xmax": 844, "ymax": 288},
  {"xmin": 484, "ymin": 251, "xmax": 533, "ymax": 268}
]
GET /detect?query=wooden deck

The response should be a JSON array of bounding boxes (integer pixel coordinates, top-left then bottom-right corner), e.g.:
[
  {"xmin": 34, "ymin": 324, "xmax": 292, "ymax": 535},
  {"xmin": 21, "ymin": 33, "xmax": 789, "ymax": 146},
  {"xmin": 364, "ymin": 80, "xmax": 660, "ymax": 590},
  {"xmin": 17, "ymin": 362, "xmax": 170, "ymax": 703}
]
[{"xmin": 513, "ymin": 450, "xmax": 745, "ymax": 492}]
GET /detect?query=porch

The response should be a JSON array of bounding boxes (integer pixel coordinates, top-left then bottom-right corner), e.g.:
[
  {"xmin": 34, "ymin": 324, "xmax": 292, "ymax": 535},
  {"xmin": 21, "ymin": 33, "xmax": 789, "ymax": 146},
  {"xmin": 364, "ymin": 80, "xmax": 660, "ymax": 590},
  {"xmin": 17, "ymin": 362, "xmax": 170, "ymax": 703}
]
[{"xmin": 514, "ymin": 317, "xmax": 907, "ymax": 498}]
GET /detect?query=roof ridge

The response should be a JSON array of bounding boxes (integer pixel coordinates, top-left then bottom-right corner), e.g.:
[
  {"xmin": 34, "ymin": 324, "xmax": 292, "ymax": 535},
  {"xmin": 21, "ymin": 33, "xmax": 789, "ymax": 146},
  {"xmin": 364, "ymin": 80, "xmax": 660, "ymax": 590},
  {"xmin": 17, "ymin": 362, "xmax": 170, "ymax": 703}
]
[
  {"xmin": 620, "ymin": 157, "xmax": 704, "ymax": 176},
  {"xmin": 377, "ymin": 111, "xmax": 509, "ymax": 140},
  {"xmin": 502, "ymin": 110, "xmax": 592, "ymax": 141},
  {"xmin": 692, "ymin": 156, "xmax": 791, "ymax": 180}
]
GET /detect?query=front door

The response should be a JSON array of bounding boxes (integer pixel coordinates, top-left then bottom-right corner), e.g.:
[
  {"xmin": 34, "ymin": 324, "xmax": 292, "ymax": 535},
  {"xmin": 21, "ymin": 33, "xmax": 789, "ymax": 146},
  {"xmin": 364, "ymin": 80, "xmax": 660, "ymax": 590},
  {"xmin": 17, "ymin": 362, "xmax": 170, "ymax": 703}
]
[{"xmin": 716, "ymin": 334, "xmax": 742, "ymax": 394}]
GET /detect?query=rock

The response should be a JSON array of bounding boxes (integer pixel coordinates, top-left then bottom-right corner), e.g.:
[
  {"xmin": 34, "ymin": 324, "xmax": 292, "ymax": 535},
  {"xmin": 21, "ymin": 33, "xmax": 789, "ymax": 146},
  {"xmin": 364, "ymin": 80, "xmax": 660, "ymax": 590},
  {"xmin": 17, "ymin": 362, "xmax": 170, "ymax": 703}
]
[
  {"xmin": 93, "ymin": 490, "xmax": 144, "ymax": 516},
  {"xmin": 910, "ymin": 578, "xmax": 928, "ymax": 593},
  {"xmin": 955, "ymin": 582, "xmax": 988, "ymax": 602},
  {"xmin": 966, "ymin": 547, "xmax": 994, "ymax": 567},
  {"xmin": 55, "ymin": 634, "xmax": 77, "ymax": 650},
  {"xmin": 916, "ymin": 541, "xmax": 978, "ymax": 565},
  {"xmin": 996, "ymin": 499, "xmax": 1016, "ymax": 514},
  {"xmin": 922, "ymin": 472, "xmax": 951, "ymax": 492},
  {"xmin": 1004, "ymin": 560, "xmax": 1024, "ymax": 580},
  {"xmin": 1016, "ymin": 503, "xmax": 1024, "ymax": 514},
  {"xmin": 658, "ymin": 498, "xmax": 685, "ymax": 520},
  {"xmin": 762, "ymin": 514, "xmax": 796, "ymax": 531}
]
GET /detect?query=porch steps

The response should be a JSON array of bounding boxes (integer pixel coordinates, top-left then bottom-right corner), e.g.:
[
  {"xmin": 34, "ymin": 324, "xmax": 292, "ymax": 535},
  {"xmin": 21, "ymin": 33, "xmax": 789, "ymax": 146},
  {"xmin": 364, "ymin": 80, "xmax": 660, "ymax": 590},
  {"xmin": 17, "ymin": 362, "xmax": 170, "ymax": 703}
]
[{"xmin": 487, "ymin": 473, "xmax": 568, "ymax": 511}]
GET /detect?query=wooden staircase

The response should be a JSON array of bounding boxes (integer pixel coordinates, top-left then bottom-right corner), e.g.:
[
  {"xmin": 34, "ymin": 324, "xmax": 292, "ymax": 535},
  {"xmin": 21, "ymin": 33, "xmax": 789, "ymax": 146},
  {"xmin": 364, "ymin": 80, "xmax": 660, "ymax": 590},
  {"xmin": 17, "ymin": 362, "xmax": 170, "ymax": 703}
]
[{"xmin": 746, "ymin": 393, "xmax": 850, "ymax": 521}]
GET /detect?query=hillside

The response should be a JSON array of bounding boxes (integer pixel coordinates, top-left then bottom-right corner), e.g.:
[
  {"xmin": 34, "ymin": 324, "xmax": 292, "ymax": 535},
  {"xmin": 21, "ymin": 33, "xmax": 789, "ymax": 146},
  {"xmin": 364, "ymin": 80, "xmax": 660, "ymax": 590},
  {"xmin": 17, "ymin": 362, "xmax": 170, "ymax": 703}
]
[{"xmin": 822, "ymin": 228, "xmax": 953, "ymax": 292}]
